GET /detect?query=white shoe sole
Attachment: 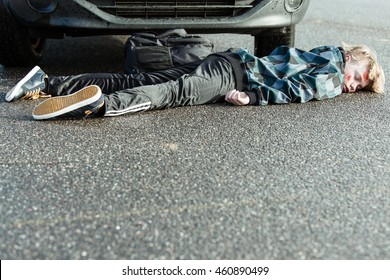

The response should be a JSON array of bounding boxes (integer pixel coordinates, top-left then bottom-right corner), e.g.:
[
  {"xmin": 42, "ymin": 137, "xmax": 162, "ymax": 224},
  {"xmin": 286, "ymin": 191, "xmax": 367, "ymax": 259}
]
[
  {"xmin": 5, "ymin": 66, "xmax": 41, "ymax": 102},
  {"xmin": 32, "ymin": 85, "xmax": 102, "ymax": 120}
]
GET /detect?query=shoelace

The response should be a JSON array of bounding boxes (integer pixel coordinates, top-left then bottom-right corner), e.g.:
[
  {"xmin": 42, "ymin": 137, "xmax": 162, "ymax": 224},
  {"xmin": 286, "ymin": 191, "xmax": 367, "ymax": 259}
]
[{"xmin": 21, "ymin": 88, "xmax": 51, "ymax": 100}]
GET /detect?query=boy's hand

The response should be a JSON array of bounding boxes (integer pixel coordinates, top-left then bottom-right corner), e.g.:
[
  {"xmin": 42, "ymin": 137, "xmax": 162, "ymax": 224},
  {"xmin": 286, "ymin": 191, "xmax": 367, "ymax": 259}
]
[{"xmin": 225, "ymin": 89, "xmax": 250, "ymax": 106}]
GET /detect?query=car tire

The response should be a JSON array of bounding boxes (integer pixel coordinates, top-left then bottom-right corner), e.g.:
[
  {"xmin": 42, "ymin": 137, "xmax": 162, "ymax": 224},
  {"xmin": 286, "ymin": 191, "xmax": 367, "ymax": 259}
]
[
  {"xmin": 254, "ymin": 26, "xmax": 295, "ymax": 57},
  {"xmin": 0, "ymin": 0, "xmax": 46, "ymax": 67}
]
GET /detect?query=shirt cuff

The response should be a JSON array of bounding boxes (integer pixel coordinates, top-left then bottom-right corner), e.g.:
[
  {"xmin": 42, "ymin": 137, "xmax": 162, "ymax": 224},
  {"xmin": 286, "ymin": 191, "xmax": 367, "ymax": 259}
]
[{"xmin": 245, "ymin": 91, "xmax": 258, "ymax": 105}]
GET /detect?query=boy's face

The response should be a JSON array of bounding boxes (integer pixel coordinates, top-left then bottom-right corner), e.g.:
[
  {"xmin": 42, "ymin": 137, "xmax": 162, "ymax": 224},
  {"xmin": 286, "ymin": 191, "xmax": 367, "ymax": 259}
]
[{"xmin": 343, "ymin": 55, "xmax": 370, "ymax": 93}]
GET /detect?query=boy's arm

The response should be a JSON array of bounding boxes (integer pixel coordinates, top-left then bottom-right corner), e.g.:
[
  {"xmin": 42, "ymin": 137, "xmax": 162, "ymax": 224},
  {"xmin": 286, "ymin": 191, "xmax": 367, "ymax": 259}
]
[{"xmin": 247, "ymin": 68, "xmax": 344, "ymax": 105}]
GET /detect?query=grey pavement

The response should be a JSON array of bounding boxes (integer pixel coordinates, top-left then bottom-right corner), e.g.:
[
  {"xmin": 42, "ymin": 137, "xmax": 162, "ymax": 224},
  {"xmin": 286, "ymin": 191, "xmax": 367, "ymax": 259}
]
[{"xmin": 1, "ymin": 0, "xmax": 390, "ymax": 259}]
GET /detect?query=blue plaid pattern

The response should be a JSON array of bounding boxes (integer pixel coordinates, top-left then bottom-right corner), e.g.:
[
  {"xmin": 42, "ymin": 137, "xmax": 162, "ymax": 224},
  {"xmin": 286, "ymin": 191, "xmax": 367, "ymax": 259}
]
[{"xmin": 232, "ymin": 46, "xmax": 345, "ymax": 105}]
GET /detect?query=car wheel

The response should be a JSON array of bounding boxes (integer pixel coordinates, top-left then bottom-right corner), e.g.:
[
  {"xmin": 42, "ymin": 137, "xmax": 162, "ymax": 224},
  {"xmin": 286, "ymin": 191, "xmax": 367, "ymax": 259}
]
[
  {"xmin": 0, "ymin": 0, "xmax": 46, "ymax": 67},
  {"xmin": 254, "ymin": 26, "xmax": 295, "ymax": 57}
]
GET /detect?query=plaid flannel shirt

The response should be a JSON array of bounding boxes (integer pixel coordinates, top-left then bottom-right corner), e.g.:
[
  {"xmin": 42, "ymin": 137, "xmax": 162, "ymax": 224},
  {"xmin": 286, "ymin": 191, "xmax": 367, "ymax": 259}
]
[{"xmin": 232, "ymin": 46, "xmax": 345, "ymax": 105}]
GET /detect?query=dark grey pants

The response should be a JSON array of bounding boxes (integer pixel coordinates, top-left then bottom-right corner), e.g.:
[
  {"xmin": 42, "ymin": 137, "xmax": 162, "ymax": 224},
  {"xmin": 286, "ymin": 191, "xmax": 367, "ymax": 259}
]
[
  {"xmin": 47, "ymin": 56, "xmax": 236, "ymax": 117},
  {"xmin": 47, "ymin": 60, "xmax": 202, "ymax": 96}
]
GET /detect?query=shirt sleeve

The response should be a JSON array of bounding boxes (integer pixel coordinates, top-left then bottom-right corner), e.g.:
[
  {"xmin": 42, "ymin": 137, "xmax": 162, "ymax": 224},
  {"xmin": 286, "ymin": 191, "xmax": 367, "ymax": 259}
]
[{"xmin": 247, "ymin": 63, "xmax": 344, "ymax": 105}]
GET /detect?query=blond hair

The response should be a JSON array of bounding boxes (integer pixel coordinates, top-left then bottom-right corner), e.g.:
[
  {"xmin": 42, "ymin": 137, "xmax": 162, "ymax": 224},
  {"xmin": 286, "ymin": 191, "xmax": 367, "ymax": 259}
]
[{"xmin": 342, "ymin": 42, "xmax": 385, "ymax": 93}]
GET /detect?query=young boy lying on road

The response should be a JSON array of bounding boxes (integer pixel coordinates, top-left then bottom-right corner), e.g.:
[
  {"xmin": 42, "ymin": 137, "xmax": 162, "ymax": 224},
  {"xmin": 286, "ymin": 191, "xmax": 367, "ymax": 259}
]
[{"xmin": 5, "ymin": 43, "xmax": 385, "ymax": 120}]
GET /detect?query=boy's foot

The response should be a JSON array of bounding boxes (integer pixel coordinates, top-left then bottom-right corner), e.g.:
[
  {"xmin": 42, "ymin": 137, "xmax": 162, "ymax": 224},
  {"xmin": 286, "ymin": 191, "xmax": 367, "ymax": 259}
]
[
  {"xmin": 32, "ymin": 85, "xmax": 105, "ymax": 120},
  {"xmin": 5, "ymin": 66, "xmax": 49, "ymax": 102}
]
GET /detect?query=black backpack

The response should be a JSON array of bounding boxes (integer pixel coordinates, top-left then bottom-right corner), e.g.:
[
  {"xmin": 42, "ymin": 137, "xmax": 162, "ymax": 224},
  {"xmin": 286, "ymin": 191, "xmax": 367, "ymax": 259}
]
[{"xmin": 124, "ymin": 29, "xmax": 214, "ymax": 74}]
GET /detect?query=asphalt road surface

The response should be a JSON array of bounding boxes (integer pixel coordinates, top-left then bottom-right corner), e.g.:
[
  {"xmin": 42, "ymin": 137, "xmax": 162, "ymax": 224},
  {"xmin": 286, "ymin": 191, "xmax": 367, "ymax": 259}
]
[{"xmin": 1, "ymin": 0, "xmax": 390, "ymax": 259}]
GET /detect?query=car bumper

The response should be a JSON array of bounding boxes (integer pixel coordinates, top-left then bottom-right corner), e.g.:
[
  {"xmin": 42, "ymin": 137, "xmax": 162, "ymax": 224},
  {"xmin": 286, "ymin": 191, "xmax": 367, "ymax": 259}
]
[{"xmin": 5, "ymin": 0, "xmax": 310, "ymax": 37}]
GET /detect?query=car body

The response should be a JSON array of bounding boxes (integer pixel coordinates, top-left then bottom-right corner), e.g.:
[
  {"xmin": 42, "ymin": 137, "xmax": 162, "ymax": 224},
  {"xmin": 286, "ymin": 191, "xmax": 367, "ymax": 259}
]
[{"xmin": 0, "ymin": 0, "xmax": 310, "ymax": 66}]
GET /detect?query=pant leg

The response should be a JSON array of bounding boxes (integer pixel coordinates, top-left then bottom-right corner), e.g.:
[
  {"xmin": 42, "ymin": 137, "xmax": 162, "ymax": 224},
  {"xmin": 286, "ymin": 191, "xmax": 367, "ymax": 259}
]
[
  {"xmin": 46, "ymin": 60, "xmax": 202, "ymax": 96},
  {"xmin": 104, "ymin": 56, "xmax": 236, "ymax": 117}
]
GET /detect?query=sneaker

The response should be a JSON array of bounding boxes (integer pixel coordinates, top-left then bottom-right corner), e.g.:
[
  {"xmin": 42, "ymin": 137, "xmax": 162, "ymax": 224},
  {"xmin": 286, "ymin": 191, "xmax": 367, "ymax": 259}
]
[
  {"xmin": 32, "ymin": 85, "xmax": 105, "ymax": 120},
  {"xmin": 5, "ymin": 66, "xmax": 49, "ymax": 102}
]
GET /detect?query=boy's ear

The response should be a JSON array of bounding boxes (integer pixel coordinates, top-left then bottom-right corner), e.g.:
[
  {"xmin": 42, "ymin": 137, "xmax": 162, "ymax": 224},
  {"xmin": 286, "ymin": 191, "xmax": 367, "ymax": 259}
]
[{"xmin": 345, "ymin": 54, "xmax": 351, "ymax": 62}]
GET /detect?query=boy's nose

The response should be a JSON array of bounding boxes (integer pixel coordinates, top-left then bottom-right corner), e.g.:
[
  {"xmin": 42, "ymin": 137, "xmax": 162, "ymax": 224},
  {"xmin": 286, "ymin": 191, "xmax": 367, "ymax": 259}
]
[{"xmin": 350, "ymin": 83, "xmax": 356, "ymax": 93}]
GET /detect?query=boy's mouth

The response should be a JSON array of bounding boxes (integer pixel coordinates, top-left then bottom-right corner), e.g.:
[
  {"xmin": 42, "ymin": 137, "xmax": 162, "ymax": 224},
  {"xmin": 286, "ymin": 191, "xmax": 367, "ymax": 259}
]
[{"xmin": 343, "ymin": 85, "xmax": 349, "ymax": 93}]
